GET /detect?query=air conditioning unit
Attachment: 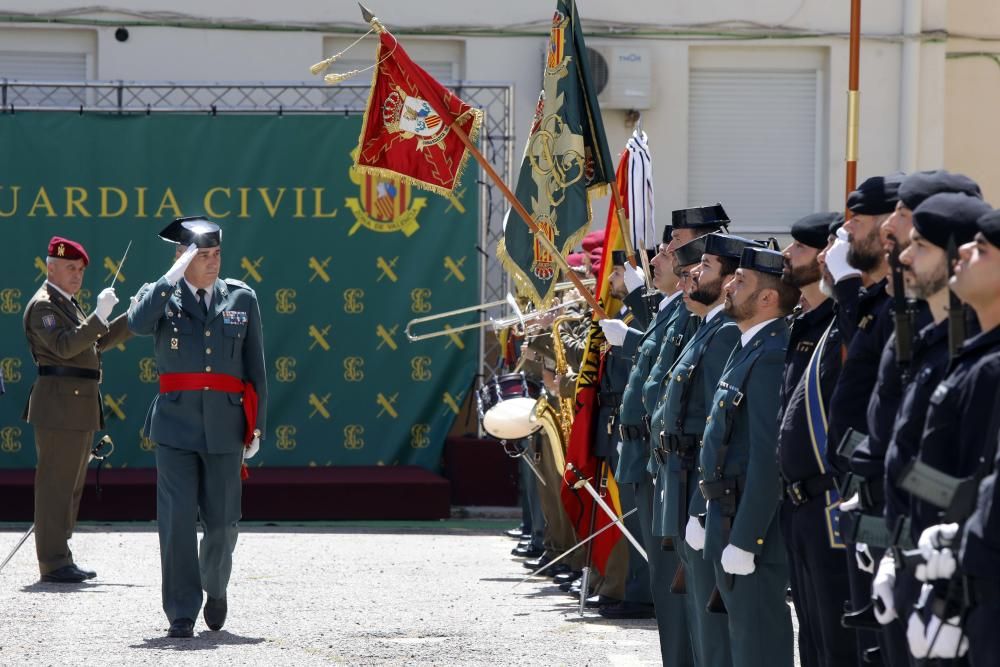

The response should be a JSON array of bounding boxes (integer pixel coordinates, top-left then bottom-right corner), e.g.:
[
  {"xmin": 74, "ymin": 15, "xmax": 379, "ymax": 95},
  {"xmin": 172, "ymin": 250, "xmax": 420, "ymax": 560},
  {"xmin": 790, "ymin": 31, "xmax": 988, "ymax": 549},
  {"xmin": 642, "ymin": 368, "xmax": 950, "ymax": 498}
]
[{"xmin": 585, "ymin": 44, "xmax": 651, "ymax": 110}]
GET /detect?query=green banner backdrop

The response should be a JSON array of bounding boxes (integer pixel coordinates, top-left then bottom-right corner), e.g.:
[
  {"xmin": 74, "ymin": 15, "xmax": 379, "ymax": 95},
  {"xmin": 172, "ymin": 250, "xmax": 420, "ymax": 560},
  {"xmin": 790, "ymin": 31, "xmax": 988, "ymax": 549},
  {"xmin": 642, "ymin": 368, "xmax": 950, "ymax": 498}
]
[{"xmin": 0, "ymin": 113, "xmax": 479, "ymax": 471}]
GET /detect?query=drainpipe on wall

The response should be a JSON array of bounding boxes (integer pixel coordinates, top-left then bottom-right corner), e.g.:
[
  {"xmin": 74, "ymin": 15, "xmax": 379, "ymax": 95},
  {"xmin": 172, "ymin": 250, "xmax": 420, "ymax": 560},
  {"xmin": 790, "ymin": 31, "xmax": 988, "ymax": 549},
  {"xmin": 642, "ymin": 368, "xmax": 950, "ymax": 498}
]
[{"xmin": 899, "ymin": 0, "xmax": 922, "ymax": 171}]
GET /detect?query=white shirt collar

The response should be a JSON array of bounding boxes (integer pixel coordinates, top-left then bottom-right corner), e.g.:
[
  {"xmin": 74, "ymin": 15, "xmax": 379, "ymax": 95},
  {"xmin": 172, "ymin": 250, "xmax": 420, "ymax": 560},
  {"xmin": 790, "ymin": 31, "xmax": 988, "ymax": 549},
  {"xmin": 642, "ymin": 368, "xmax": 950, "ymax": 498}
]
[
  {"xmin": 704, "ymin": 302, "xmax": 725, "ymax": 323},
  {"xmin": 184, "ymin": 279, "xmax": 212, "ymax": 308},
  {"xmin": 740, "ymin": 317, "xmax": 780, "ymax": 347},
  {"xmin": 659, "ymin": 290, "xmax": 682, "ymax": 311},
  {"xmin": 46, "ymin": 280, "xmax": 75, "ymax": 302}
]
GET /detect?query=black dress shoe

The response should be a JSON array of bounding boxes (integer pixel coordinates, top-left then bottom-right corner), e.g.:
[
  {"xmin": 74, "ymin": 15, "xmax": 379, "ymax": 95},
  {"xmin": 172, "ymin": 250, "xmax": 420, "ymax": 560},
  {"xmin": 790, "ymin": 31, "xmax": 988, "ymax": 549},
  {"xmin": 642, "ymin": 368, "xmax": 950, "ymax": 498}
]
[
  {"xmin": 546, "ymin": 562, "xmax": 572, "ymax": 577},
  {"xmin": 523, "ymin": 555, "xmax": 552, "ymax": 570},
  {"xmin": 553, "ymin": 570, "xmax": 581, "ymax": 584},
  {"xmin": 40, "ymin": 565, "xmax": 88, "ymax": 584},
  {"xmin": 505, "ymin": 527, "xmax": 528, "ymax": 539},
  {"xmin": 167, "ymin": 618, "xmax": 195, "ymax": 638},
  {"xmin": 599, "ymin": 601, "xmax": 656, "ymax": 619},
  {"xmin": 585, "ymin": 594, "xmax": 619, "ymax": 608},
  {"xmin": 204, "ymin": 596, "xmax": 227, "ymax": 631},
  {"xmin": 511, "ymin": 545, "xmax": 544, "ymax": 559},
  {"xmin": 74, "ymin": 565, "xmax": 97, "ymax": 580}
]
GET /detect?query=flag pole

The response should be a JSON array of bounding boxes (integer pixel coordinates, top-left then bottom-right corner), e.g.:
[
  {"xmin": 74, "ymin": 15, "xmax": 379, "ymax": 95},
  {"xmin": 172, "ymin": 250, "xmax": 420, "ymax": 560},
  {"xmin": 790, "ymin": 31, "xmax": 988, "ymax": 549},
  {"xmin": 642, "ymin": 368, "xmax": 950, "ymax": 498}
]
[
  {"xmin": 359, "ymin": 5, "xmax": 608, "ymax": 320},
  {"xmin": 845, "ymin": 0, "xmax": 862, "ymax": 213}
]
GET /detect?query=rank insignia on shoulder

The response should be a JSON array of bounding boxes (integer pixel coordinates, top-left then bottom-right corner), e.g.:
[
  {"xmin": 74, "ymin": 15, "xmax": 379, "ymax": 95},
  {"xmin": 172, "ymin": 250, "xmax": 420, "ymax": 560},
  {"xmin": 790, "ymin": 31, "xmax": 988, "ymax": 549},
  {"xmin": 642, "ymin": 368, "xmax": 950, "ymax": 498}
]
[
  {"xmin": 42, "ymin": 314, "xmax": 57, "ymax": 330},
  {"xmin": 223, "ymin": 310, "xmax": 248, "ymax": 325}
]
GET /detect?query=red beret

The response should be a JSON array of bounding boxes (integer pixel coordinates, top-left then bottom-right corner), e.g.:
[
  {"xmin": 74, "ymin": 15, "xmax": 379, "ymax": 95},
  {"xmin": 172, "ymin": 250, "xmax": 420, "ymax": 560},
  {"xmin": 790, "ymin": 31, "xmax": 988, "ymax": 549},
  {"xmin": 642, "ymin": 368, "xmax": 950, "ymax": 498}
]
[
  {"xmin": 581, "ymin": 230, "xmax": 605, "ymax": 253},
  {"xmin": 589, "ymin": 247, "xmax": 603, "ymax": 276},
  {"xmin": 47, "ymin": 236, "xmax": 89, "ymax": 266},
  {"xmin": 566, "ymin": 252, "xmax": 585, "ymax": 267}
]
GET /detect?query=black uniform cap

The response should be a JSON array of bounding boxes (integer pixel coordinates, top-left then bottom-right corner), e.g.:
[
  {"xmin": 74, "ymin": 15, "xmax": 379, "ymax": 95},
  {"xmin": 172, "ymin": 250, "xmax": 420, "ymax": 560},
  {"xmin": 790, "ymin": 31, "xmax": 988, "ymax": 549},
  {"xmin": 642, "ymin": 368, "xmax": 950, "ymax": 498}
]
[
  {"xmin": 977, "ymin": 209, "xmax": 1000, "ymax": 248},
  {"xmin": 898, "ymin": 170, "xmax": 982, "ymax": 211},
  {"xmin": 671, "ymin": 204, "xmax": 729, "ymax": 230},
  {"xmin": 703, "ymin": 233, "xmax": 765, "ymax": 261},
  {"xmin": 739, "ymin": 247, "xmax": 784, "ymax": 276},
  {"xmin": 791, "ymin": 212, "xmax": 841, "ymax": 249},
  {"xmin": 829, "ymin": 213, "xmax": 846, "ymax": 236},
  {"xmin": 912, "ymin": 193, "xmax": 993, "ymax": 250},
  {"xmin": 661, "ymin": 225, "xmax": 673, "ymax": 245},
  {"xmin": 611, "ymin": 249, "xmax": 656, "ymax": 266},
  {"xmin": 674, "ymin": 236, "xmax": 708, "ymax": 267},
  {"xmin": 159, "ymin": 216, "xmax": 222, "ymax": 248},
  {"xmin": 847, "ymin": 172, "xmax": 905, "ymax": 216}
]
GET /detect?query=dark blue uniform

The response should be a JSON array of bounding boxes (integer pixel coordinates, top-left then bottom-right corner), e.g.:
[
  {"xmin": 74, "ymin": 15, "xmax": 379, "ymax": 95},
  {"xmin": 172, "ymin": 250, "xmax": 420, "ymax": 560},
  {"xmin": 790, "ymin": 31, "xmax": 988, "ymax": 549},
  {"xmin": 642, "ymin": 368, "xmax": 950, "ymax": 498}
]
[{"xmin": 777, "ymin": 298, "xmax": 854, "ymax": 667}]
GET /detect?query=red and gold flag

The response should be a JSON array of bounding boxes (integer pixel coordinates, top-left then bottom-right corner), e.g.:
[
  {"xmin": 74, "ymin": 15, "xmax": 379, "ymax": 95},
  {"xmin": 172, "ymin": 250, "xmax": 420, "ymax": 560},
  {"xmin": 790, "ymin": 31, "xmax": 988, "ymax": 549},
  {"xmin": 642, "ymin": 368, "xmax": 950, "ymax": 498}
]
[
  {"xmin": 559, "ymin": 151, "xmax": 630, "ymax": 575},
  {"xmin": 354, "ymin": 31, "xmax": 483, "ymax": 197}
]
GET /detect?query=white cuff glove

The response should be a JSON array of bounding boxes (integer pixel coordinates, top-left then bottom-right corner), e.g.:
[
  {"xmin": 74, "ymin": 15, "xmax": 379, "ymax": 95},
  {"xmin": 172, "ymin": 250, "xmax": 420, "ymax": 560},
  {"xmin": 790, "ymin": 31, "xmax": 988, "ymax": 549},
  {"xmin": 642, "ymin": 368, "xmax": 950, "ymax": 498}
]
[
  {"xmin": 721, "ymin": 543, "xmax": 756, "ymax": 576},
  {"xmin": 919, "ymin": 523, "xmax": 959, "ymax": 555},
  {"xmin": 906, "ymin": 610, "xmax": 969, "ymax": 659},
  {"xmin": 872, "ymin": 553, "xmax": 897, "ymax": 624},
  {"xmin": 164, "ymin": 244, "xmax": 198, "ymax": 285},
  {"xmin": 825, "ymin": 228, "xmax": 861, "ymax": 283},
  {"xmin": 855, "ymin": 542, "xmax": 876, "ymax": 573},
  {"xmin": 684, "ymin": 516, "xmax": 705, "ymax": 551},
  {"xmin": 94, "ymin": 287, "xmax": 118, "ymax": 323},
  {"xmin": 244, "ymin": 435, "xmax": 260, "ymax": 460},
  {"xmin": 915, "ymin": 523, "xmax": 959, "ymax": 582},
  {"xmin": 599, "ymin": 318, "xmax": 629, "ymax": 347},
  {"xmin": 623, "ymin": 263, "xmax": 645, "ymax": 294},
  {"xmin": 839, "ymin": 492, "xmax": 861, "ymax": 513}
]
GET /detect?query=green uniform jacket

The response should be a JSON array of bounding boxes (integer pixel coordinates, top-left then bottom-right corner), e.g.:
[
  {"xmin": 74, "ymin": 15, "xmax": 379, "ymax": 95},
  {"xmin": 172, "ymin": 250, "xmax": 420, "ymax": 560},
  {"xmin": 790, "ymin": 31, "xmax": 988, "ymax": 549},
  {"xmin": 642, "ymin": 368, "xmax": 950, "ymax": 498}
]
[
  {"xmin": 613, "ymin": 296, "xmax": 681, "ymax": 483},
  {"xmin": 128, "ymin": 276, "xmax": 268, "ymax": 454},
  {"xmin": 22, "ymin": 283, "xmax": 132, "ymax": 431},
  {"xmin": 642, "ymin": 303, "xmax": 699, "ymax": 417},
  {"xmin": 700, "ymin": 318, "xmax": 788, "ymax": 562},
  {"xmin": 653, "ymin": 312, "xmax": 740, "ymax": 535}
]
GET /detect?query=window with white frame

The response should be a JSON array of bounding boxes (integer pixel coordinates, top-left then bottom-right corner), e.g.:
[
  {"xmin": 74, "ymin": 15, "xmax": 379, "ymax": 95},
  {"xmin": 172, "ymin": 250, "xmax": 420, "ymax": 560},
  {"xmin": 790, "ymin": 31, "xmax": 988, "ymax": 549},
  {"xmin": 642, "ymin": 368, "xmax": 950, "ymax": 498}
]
[{"xmin": 687, "ymin": 47, "xmax": 827, "ymax": 234}]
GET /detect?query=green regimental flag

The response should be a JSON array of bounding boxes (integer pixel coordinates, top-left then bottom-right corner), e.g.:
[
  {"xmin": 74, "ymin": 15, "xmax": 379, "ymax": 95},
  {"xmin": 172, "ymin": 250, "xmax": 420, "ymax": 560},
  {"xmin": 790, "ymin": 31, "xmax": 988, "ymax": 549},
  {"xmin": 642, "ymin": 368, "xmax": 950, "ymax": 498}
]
[{"xmin": 497, "ymin": 0, "xmax": 615, "ymax": 308}]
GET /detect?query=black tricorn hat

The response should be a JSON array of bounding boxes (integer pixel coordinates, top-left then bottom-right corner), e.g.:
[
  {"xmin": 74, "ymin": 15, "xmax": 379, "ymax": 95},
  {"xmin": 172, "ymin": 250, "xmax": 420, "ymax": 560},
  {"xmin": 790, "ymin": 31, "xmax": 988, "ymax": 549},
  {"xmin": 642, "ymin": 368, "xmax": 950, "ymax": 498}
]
[
  {"xmin": 611, "ymin": 249, "xmax": 656, "ymax": 267},
  {"xmin": 674, "ymin": 236, "xmax": 708, "ymax": 267},
  {"xmin": 671, "ymin": 204, "xmax": 730, "ymax": 230},
  {"xmin": 661, "ymin": 224, "xmax": 673, "ymax": 245},
  {"xmin": 740, "ymin": 247, "xmax": 785, "ymax": 276},
  {"xmin": 703, "ymin": 233, "xmax": 764, "ymax": 260},
  {"xmin": 159, "ymin": 216, "xmax": 222, "ymax": 248}
]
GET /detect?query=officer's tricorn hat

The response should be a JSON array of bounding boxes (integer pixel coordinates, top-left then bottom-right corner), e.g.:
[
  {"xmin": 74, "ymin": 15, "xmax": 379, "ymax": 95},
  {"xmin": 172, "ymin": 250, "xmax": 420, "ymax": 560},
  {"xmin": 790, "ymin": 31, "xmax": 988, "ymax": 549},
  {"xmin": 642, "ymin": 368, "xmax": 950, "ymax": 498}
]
[
  {"xmin": 674, "ymin": 236, "xmax": 708, "ymax": 267},
  {"xmin": 703, "ymin": 233, "xmax": 764, "ymax": 261},
  {"xmin": 661, "ymin": 224, "xmax": 674, "ymax": 245},
  {"xmin": 740, "ymin": 247, "xmax": 785, "ymax": 276},
  {"xmin": 159, "ymin": 216, "xmax": 222, "ymax": 248},
  {"xmin": 611, "ymin": 249, "xmax": 656, "ymax": 266},
  {"xmin": 671, "ymin": 204, "xmax": 730, "ymax": 230}
]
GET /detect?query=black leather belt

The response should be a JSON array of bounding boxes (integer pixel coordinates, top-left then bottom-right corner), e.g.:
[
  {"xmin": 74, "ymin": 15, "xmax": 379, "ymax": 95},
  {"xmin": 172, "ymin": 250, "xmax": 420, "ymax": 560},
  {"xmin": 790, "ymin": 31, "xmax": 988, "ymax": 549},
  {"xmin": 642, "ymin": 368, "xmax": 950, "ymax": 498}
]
[
  {"xmin": 619, "ymin": 422, "xmax": 649, "ymax": 441},
  {"xmin": 784, "ymin": 474, "xmax": 838, "ymax": 507},
  {"xmin": 598, "ymin": 391, "xmax": 623, "ymax": 408},
  {"xmin": 38, "ymin": 365, "xmax": 100, "ymax": 380},
  {"xmin": 662, "ymin": 432, "xmax": 699, "ymax": 454},
  {"xmin": 699, "ymin": 476, "xmax": 745, "ymax": 501}
]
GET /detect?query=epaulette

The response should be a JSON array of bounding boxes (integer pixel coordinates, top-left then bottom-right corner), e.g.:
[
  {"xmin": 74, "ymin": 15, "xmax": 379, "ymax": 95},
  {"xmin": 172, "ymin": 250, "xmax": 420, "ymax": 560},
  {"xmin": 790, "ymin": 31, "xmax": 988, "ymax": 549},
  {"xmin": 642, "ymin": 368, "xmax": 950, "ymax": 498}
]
[{"xmin": 224, "ymin": 278, "xmax": 251, "ymax": 291}]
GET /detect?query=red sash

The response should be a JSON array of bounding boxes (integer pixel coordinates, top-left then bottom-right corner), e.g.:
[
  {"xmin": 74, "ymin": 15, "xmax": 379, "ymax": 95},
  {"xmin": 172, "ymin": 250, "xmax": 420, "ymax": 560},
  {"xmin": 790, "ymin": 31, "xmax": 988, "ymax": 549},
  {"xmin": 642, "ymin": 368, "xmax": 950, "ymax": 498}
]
[{"xmin": 158, "ymin": 372, "xmax": 258, "ymax": 446}]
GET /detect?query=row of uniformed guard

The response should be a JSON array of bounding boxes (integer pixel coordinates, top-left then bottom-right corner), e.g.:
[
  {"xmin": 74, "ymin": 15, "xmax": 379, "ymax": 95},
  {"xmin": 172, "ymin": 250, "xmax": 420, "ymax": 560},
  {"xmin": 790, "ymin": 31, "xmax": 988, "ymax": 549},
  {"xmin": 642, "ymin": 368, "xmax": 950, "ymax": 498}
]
[{"xmin": 503, "ymin": 169, "xmax": 1000, "ymax": 667}]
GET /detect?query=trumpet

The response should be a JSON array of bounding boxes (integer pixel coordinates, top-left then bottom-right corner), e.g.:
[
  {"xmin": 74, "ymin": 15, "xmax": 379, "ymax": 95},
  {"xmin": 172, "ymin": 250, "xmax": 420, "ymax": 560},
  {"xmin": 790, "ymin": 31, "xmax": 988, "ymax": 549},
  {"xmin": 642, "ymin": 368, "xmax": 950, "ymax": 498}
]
[{"xmin": 404, "ymin": 278, "xmax": 594, "ymax": 342}]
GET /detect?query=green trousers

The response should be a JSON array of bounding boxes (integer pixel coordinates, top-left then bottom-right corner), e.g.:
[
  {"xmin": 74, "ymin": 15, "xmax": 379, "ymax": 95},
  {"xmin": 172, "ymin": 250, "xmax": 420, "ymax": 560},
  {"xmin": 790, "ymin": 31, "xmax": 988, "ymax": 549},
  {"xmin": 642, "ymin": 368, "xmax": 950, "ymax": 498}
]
[
  {"xmin": 678, "ymin": 539, "xmax": 732, "ymax": 667},
  {"xmin": 712, "ymin": 558, "xmax": 794, "ymax": 667},
  {"xmin": 33, "ymin": 426, "xmax": 92, "ymax": 575},
  {"xmin": 156, "ymin": 443, "xmax": 242, "ymax": 623}
]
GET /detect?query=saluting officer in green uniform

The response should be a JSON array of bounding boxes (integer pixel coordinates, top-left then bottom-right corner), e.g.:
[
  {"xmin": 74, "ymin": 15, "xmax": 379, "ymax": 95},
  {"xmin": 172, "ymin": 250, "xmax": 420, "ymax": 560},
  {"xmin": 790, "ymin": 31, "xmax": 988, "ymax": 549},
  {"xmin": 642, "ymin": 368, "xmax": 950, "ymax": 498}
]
[
  {"xmin": 660, "ymin": 233, "xmax": 752, "ymax": 667},
  {"xmin": 697, "ymin": 246, "xmax": 801, "ymax": 667},
  {"xmin": 129, "ymin": 217, "xmax": 267, "ymax": 639}
]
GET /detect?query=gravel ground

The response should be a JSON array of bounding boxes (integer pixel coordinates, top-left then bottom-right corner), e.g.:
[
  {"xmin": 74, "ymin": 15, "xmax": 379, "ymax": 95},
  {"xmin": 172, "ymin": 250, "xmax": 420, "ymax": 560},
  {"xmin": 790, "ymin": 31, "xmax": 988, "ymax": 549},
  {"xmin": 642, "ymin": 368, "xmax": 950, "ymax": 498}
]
[{"xmin": 0, "ymin": 521, "xmax": 668, "ymax": 666}]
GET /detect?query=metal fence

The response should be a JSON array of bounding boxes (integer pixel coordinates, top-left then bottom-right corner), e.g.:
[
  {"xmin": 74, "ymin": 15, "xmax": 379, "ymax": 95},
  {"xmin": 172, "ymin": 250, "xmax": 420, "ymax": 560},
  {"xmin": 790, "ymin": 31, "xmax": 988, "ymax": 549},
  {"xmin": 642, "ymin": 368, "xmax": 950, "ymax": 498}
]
[{"xmin": 1, "ymin": 78, "xmax": 515, "ymax": 390}]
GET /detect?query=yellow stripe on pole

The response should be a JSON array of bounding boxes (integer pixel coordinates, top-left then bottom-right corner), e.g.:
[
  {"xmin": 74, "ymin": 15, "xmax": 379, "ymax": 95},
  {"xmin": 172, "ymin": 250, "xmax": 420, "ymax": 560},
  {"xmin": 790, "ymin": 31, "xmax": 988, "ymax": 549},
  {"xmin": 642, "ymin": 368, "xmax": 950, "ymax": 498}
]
[{"xmin": 846, "ymin": 90, "xmax": 860, "ymax": 163}]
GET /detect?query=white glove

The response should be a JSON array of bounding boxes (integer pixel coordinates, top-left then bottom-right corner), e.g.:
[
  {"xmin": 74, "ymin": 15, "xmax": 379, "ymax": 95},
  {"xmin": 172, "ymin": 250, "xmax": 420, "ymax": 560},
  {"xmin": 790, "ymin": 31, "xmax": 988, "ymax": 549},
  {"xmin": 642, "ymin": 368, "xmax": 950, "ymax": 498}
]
[
  {"xmin": 907, "ymin": 609, "xmax": 968, "ymax": 659},
  {"xmin": 599, "ymin": 318, "xmax": 629, "ymax": 347},
  {"xmin": 915, "ymin": 548, "xmax": 958, "ymax": 582},
  {"xmin": 872, "ymin": 554, "xmax": 897, "ymax": 624},
  {"xmin": 839, "ymin": 491, "xmax": 861, "ymax": 513},
  {"xmin": 244, "ymin": 435, "xmax": 260, "ymax": 460},
  {"xmin": 855, "ymin": 542, "xmax": 876, "ymax": 573},
  {"xmin": 684, "ymin": 516, "xmax": 705, "ymax": 551},
  {"xmin": 623, "ymin": 263, "xmax": 645, "ymax": 294},
  {"xmin": 94, "ymin": 287, "xmax": 118, "ymax": 323},
  {"xmin": 825, "ymin": 228, "xmax": 861, "ymax": 283},
  {"xmin": 721, "ymin": 543, "xmax": 756, "ymax": 576},
  {"xmin": 918, "ymin": 523, "xmax": 959, "ymax": 556},
  {"xmin": 164, "ymin": 244, "xmax": 198, "ymax": 285}
]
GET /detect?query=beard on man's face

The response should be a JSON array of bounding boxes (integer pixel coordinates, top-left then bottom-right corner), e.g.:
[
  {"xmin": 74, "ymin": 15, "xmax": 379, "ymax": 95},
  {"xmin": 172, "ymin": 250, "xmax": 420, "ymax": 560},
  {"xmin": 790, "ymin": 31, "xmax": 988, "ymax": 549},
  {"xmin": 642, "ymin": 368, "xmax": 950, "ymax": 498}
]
[
  {"xmin": 782, "ymin": 258, "xmax": 822, "ymax": 288},
  {"xmin": 690, "ymin": 274, "xmax": 724, "ymax": 305},
  {"xmin": 847, "ymin": 225, "xmax": 884, "ymax": 273},
  {"xmin": 724, "ymin": 289, "xmax": 758, "ymax": 323}
]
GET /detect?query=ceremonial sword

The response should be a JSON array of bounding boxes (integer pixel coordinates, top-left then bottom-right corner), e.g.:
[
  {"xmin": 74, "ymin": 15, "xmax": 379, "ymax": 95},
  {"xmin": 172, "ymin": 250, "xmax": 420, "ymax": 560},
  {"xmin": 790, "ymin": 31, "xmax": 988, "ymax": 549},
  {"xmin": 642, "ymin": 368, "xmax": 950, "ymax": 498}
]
[
  {"xmin": 108, "ymin": 241, "xmax": 132, "ymax": 286},
  {"xmin": 0, "ymin": 436, "xmax": 114, "ymax": 576}
]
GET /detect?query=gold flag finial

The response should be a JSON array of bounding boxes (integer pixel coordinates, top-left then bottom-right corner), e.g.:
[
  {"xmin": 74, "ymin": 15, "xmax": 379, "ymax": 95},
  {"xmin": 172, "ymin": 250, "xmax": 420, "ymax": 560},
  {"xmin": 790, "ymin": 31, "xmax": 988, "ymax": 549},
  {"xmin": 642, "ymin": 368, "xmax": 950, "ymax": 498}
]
[{"xmin": 358, "ymin": 3, "xmax": 385, "ymax": 33}]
